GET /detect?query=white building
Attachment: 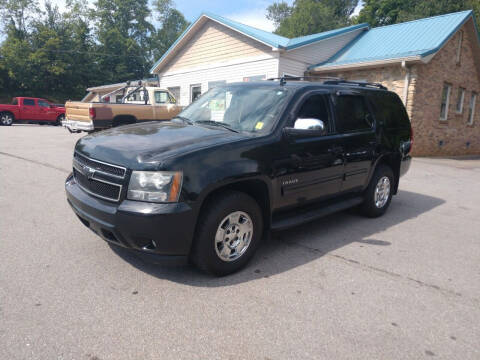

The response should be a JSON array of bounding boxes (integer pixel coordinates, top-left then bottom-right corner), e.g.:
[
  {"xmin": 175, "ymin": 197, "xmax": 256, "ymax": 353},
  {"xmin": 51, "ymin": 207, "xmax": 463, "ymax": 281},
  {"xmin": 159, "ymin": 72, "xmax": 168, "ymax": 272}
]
[{"xmin": 150, "ymin": 12, "xmax": 368, "ymax": 106}]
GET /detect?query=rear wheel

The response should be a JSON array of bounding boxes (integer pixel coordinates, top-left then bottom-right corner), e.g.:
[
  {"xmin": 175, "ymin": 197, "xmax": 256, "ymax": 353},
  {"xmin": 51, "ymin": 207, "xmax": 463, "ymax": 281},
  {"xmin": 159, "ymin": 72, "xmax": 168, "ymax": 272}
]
[
  {"xmin": 0, "ymin": 112, "xmax": 14, "ymax": 126},
  {"xmin": 191, "ymin": 191, "xmax": 263, "ymax": 276},
  {"xmin": 359, "ymin": 164, "xmax": 394, "ymax": 218},
  {"xmin": 55, "ymin": 114, "xmax": 65, "ymax": 126}
]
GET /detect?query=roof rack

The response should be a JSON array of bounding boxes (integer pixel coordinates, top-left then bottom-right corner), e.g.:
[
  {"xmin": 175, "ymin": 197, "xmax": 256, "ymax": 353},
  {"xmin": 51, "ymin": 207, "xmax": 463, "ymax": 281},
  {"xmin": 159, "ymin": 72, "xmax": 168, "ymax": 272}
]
[
  {"xmin": 323, "ymin": 79, "xmax": 387, "ymax": 90},
  {"xmin": 267, "ymin": 76, "xmax": 387, "ymax": 90},
  {"xmin": 267, "ymin": 76, "xmax": 342, "ymax": 86}
]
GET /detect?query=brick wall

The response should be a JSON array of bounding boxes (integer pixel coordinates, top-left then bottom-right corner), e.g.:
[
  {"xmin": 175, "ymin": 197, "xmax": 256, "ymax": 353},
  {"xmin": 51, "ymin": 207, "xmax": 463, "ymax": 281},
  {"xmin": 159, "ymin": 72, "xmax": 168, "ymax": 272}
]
[
  {"xmin": 410, "ymin": 24, "xmax": 480, "ymax": 156},
  {"xmin": 312, "ymin": 23, "xmax": 480, "ymax": 156}
]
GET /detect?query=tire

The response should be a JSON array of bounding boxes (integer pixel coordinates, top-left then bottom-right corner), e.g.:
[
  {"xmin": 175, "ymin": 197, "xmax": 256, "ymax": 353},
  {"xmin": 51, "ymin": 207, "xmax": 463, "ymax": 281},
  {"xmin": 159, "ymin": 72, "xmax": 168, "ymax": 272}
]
[
  {"xmin": 55, "ymin": 114, "xmax": 65, "ymax": 126},
  {"xmin": 0, "ymin": 112, "xmax": 14, "ymax": 126},
  {"xmin": 191, "ymin": 191, "xmax": 263, "ymax": 276},
  {"xmin": 359, "ymin": 164, "xmax": 394, "ymax": 218}
]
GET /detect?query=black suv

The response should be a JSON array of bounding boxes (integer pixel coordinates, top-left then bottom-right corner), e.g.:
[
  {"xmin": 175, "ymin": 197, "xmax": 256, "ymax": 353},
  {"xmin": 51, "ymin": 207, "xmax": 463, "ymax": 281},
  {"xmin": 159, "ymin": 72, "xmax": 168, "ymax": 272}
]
[{"xmin": 65, "ymin": 79, "xmax": 412, "ymax": 276}]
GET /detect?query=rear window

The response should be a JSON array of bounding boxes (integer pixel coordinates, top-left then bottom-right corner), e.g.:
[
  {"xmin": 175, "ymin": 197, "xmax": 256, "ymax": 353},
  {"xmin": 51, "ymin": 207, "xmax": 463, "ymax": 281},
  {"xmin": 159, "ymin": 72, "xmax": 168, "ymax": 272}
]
[
  {"xmin": 334, "ymin": 95, "xmax": 373, "ymax": 133},
  {"xmin": 23, "ymin": 99, "xmax": 35, "ymax": 106},
  {"xmin": 368, "ymin": 92, "xmax": 410, "ymax": 129}
]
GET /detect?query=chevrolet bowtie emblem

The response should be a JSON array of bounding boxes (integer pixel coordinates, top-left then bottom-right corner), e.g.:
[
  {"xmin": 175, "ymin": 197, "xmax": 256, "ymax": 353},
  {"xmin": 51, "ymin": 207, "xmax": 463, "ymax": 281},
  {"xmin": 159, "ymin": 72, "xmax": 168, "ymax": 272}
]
[{"xmin": 83, "ymin": 165, "xmax": 96, "ymax": 179}]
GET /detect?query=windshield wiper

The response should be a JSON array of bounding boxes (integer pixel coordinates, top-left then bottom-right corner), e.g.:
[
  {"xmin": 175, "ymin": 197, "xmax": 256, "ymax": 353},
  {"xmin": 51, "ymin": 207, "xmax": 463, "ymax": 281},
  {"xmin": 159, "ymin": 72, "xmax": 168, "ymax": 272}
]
[
  {"xmin": 195, "ymin": 120, "xmax": 239, "ymax": 133},
  {"xmin": 172, "ymin": 116, "xmax": 193, "ymax": 125}
]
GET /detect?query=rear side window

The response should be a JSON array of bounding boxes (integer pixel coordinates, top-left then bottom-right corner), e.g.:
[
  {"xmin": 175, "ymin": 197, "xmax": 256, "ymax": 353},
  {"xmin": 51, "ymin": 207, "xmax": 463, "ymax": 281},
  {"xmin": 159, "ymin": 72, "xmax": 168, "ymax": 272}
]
[
  {"xmin": 23, "ymin": 99, "xmax": 35, "ymax": 106},
  {"xmin": 368, "ymin": 92, "xmax": 409, "ymax": 129},
  {"xmin": 334, "ymin": 95, "xmax": 373, "ymax": 133}
]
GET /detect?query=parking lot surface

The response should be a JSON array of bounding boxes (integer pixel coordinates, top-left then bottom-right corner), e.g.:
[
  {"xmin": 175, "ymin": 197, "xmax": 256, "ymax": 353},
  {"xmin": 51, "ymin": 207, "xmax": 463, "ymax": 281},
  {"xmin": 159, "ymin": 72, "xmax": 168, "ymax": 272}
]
[{"xmin": 1, "ymin": 125, "xmax": 479, "ymax": 360}]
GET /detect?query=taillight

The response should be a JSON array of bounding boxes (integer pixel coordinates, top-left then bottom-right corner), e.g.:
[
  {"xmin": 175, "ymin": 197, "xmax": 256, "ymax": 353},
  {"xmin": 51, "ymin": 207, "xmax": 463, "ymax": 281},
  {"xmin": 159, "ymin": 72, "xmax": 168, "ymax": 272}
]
[{"xmin": 89, "ymin": 107, "xmax": 96, "ymax": 120}]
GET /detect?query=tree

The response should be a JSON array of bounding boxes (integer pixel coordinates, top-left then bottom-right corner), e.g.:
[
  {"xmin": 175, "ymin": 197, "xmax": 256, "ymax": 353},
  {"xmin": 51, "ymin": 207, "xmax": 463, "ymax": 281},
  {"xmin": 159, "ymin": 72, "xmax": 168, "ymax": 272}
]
[
  {"xmin": 355, "ymin": 0, "xmax": 480, "ymax": 30},
  {"xmin": 267, "ymin": 0, "xmax": 359, "ymax": 37},
  {"xmin": 150, "ymin": 0, "xmax": 189, "ymax": 62},
  {"xmin": 94, "ymin": 0, "xmax": 154, "ymax": 83}
]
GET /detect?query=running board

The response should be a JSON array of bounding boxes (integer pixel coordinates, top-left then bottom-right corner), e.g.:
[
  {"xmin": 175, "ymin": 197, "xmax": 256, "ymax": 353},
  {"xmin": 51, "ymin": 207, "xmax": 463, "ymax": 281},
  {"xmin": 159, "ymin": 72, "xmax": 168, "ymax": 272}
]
[{"xmin": 271, "ymin": 196, "xmax": 364, "ymax": 231}]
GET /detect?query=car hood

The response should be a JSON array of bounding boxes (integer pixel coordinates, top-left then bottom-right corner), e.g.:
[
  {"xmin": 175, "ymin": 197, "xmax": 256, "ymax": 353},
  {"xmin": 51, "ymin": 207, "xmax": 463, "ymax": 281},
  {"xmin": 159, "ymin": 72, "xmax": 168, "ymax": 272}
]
[{"xmin": 75, "ymin": 121, "xmax": 248, "ymax": 169}]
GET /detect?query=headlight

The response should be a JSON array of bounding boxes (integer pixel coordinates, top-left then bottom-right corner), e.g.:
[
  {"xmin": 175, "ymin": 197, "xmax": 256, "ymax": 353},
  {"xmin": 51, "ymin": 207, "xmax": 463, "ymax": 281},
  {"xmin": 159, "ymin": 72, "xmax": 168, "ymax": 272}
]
[{"xmin": 127, "ymin": 171, "xmax": 183, "ymax": 203}]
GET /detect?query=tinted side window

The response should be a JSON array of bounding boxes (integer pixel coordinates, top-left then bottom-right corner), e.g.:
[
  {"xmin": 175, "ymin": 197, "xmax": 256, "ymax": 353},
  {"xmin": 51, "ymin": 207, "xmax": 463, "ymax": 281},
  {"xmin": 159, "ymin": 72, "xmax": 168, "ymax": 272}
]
[
  {"xmin": 38, "ymin": 100, "xmax": 50, "ymax": 107},
  {"xmin": 23, "ymin": 99, "xmax": 35, "ymax": 106},
  {"xmin": 368, "ymin": 92, "xmax": 409, "ymax": 129},
  {"xmin": 335, "ymin": 95, "xmax": 372, "ymax": 133},
  {"xmin": 297, "ymin": 94, "xmax": 331, "ymax": 131}
]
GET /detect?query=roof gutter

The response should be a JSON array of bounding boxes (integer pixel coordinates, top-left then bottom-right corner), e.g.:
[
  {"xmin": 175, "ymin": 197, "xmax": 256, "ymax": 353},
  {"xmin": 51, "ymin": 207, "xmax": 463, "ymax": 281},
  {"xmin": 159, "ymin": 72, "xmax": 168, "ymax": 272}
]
[{"xmin": 309, "ymin": 55, "xmax": 423, "ymax": 72}]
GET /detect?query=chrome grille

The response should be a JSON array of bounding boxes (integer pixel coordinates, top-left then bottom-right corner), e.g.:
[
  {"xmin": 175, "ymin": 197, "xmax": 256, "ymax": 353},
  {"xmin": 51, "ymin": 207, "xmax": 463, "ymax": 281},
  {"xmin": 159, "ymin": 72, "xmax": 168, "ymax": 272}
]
[
  {"xmin": 74, "ymin": 152, "xmax": 126, "ymax": 178},
  {"xmin": 73, "ymin": 168, "xmax": 121, "ymax": 201},
  {"xmin": 72, "ymin": 152, "xmax": 125, "ymax": 202}
]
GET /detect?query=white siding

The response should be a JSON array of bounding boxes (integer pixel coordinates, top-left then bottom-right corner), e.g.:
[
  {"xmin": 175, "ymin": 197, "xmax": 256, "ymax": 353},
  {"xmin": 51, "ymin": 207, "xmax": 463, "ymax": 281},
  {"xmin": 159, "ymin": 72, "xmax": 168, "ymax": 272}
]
[
  {"xmin": 278, "ymin": 57, "xmax": 308, "ymax": 77},
  {"xmin": 158, "ymin": 57, "xmax": 280, "ymax": 106}
]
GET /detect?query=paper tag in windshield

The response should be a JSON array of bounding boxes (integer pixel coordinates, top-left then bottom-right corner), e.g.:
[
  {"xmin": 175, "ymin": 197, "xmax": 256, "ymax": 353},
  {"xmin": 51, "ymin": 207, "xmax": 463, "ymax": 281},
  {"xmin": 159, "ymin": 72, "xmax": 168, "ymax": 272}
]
[{"xmin": 255, "ymin": 122, "xmax": 264, "ymax": 130}]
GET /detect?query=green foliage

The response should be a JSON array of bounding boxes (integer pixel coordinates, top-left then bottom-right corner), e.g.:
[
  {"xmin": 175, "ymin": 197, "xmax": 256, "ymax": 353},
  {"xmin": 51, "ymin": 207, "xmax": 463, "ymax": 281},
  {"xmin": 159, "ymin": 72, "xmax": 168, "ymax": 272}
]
[
  {"xmin": 0, "ymin": 0, "xmax": 188, "ymax": 102},
  {"xmin": 267, "ymin": 0, "xmax": 359, "ymax": 37},
  {"xmin": 355, "ymin": 0, "xmax": 480, "ymax": 30}
]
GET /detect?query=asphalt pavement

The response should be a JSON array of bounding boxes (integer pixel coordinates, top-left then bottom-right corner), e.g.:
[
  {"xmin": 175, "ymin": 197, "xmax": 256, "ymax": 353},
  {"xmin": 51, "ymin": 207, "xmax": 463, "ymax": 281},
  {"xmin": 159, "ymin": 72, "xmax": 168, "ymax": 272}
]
[{"xmin": 0, "ymin": 124, "xmax": 479, "ymax": 359}]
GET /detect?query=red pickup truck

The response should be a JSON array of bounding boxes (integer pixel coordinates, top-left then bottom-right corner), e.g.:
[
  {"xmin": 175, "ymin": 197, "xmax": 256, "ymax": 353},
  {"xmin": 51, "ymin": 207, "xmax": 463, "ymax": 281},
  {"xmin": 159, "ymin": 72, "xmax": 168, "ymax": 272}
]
[{"xmin": 0, "ymin": 97, "xmax": 66, "ymax": 126}]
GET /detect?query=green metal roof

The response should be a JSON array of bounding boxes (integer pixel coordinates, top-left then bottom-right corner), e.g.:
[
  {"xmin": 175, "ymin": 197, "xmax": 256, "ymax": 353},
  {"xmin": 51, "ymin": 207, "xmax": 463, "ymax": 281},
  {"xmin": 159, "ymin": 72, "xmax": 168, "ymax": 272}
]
[{"xmin": 312, "ymin": 10, "xmax": 477, "ymax": 69}]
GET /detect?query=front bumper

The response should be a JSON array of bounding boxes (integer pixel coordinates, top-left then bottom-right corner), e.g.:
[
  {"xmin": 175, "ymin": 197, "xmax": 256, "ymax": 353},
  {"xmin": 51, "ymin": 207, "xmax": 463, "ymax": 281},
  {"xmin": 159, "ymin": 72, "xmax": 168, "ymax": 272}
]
[
  {"xmin": 65, "ymin": 174, "xmax": 196, "ymax": 262},
  {"xmin": 63, "ymin": 118, "xmax": 94, "ymax": 132}
]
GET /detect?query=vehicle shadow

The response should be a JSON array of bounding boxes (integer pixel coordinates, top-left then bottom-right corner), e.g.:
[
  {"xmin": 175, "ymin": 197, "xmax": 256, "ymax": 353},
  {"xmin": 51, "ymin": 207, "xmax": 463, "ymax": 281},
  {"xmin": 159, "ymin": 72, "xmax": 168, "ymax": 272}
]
[{"xmin": 109, "ymin": 189, "xmax": 445, "ymax": 287}]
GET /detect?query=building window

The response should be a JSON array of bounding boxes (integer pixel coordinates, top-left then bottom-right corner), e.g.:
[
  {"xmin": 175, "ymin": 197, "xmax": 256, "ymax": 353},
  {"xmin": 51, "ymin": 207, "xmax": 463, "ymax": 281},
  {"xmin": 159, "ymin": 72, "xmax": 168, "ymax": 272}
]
[
  {"xmin": 456, "ymin": 87, "xmax": 466, "ymax": 113},
  {"xmin": 468, "ymin": 92, "xmax": 477, "ymax": 125},
  {"xmin": 440, "ymin": 83, "xmax": 452, "ymax": 121},
  {"xmin": 456, "ymin": 31, "xmax": 463, "ymax": 64},
  {"xmin": 168, "ymin": 87, "xmax": 180, "ymax": 103},
  {"xmin": 190, "ymin": 84, "xmax": 202, "ymax": 103},
  {"xmin": 243, "ymin": 75, "xmax": 266, "ymax": 82},
  {"xmin": 208, "ymin": 80, "xmax": 226, "ymax": 89}
]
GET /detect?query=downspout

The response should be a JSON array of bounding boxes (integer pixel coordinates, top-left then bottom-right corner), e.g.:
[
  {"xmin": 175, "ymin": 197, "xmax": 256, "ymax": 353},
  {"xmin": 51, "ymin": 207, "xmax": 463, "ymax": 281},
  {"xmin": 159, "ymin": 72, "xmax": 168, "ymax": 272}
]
[{"xmin": 401, "ymin": 61, "xmax": 411, "ymax": 106}]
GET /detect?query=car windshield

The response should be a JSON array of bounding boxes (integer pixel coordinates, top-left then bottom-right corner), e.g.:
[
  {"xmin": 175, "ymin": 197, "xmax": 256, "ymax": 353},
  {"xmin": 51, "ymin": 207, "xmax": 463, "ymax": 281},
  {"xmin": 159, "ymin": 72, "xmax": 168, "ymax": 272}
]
[{"xmin": 178, "ymin": 85, "xmax": 291, "ymax": 134}]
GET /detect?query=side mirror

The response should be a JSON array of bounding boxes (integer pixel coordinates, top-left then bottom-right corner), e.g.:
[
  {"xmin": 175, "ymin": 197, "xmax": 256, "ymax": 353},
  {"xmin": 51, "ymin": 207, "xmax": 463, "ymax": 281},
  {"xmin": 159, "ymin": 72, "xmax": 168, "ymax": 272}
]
[{"xmin": 284, "ymin": 118, "xmax": 327, "ymax": 138}]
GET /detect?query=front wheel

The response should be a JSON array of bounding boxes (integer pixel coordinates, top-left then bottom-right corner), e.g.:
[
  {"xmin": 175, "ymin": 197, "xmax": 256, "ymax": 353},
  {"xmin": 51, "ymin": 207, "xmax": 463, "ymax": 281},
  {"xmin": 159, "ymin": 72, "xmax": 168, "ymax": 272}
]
[
  {"xmin": 191, "ymin": 191, "xmax": 263, "ymax": 276},
  {"xmin": 359, "ymin": 164, "xmax": 394, "ymax": 218},
  {"xmin": 0, "ymin": 112, "xmax": 14, "ymax": 126}
]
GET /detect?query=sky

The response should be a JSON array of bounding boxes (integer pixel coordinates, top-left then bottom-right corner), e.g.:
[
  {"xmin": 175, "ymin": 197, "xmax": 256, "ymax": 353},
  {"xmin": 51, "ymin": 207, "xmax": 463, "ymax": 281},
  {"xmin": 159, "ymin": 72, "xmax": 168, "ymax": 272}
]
[{"xmin": 42, "ymin": 0, "xmax": 362, "ymax": 33}]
